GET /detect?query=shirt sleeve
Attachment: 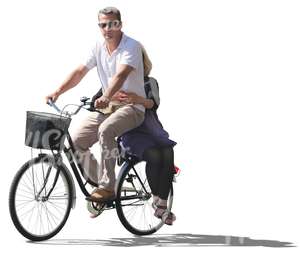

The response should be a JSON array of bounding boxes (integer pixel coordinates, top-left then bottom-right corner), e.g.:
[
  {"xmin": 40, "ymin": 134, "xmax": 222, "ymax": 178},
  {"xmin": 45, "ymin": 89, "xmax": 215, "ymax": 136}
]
[
  {"xmin": 84, "ymin": 43, "xmax": 97, "ymax": 70},
  {"xmin": 119, "ymin": 43, "xmax": 142, "ymax": 69}
]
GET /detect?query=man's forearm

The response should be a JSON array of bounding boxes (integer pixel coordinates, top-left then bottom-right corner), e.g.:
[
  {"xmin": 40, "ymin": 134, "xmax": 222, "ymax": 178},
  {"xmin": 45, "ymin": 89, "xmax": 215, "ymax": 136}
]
[
  {"xmin": 103, "ymin": 73, "xmax": 127, "ymax": 100},
  {"xmin": 56, "ymin": 66, "xmax": 88, "ymax": 95},
  {"xmin": 102, "ymin": 64, "xmax": 133, "ymax": 100}
]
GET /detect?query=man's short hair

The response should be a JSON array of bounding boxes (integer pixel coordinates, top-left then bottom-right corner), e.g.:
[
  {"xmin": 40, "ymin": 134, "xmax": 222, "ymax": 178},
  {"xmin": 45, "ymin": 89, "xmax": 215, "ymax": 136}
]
[{"xmin": 98, "ymin": 7, "xmax": 121, "ymax": 21}]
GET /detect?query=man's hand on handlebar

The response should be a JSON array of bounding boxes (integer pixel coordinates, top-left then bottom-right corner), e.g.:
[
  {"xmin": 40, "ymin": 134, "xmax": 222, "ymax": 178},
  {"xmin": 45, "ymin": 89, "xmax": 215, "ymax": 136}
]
[
  {"xmin": 45, "ymin": 91, "xmax": 60, "ymax": 104},
  {"xmin": 94, "ymin": 96, "xmax": 110, "ymax": 109},
  {"xmin": 46, "ymin": 95, "xmax": 106, "ymax": 116}
]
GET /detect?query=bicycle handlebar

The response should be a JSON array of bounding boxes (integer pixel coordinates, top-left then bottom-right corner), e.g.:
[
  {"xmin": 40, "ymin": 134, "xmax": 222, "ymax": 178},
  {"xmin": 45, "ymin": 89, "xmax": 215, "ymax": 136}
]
[
  {"xmin": 47, "ymin": 97, "xmax": 103, "ymax": 117},
  {"xmin": 47, "ymin": 99, "xmax": 63, "ymax": 113}
]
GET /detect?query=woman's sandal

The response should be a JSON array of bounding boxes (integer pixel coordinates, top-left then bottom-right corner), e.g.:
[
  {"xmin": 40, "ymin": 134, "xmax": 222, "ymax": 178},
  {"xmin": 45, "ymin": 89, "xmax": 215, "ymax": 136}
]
[
  {"xmin": 161, "ymin": 212, "xmax": 176, "ymax": 225},
  {"xmin": 154, "ymin": 205, "xmax": 176, "ymax": 225},
  {"xmin": 154, "ymin": 205, "xmax": 167, "ymax": 218}
]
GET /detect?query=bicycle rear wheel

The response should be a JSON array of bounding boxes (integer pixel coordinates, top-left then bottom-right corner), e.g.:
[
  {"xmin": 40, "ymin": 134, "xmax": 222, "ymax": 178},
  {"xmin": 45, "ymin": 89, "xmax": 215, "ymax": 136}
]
[
  {"xmin": 115, "ymin": 161, "xmax": 173, "ymax": 235},
  {"xmin": 9, "ymin": 154, "xmax": 73, "ymax": 241}
]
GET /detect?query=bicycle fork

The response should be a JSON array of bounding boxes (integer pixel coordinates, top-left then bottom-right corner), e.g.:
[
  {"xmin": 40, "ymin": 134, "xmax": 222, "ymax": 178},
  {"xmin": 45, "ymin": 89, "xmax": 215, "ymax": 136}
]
[{"xmin": 35, "ymin": 155, "xmax": 62, "ymax": 201}]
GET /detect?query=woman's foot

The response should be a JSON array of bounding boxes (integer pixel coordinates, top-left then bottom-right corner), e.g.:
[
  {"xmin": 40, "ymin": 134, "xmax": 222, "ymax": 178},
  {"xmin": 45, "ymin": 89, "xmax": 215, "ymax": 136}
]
[
  {"xmin": 152, "ymin": 195, "xmax": 159, "ymax": 210},
  {"xmin": 162, "ymin": 212, "xmax": 176, "ymax": 225},
  {"xmin": 154, "ymin": 205, "xmax": 176, "ymax": 225},
  {"xmin": 154, "ymin": 198, "xmax": 168, "ymax": 217},
  {"xmin": 154, "ymin": 197, "xmax": 177, "ymax": 225},
  {"xmin": 154, "ymin": 205, "xmax": 167, "ymax": 218}
]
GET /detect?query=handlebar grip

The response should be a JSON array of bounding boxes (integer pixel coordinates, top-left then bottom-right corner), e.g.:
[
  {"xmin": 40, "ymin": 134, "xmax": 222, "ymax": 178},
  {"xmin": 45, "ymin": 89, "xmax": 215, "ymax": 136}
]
[
  {"xmin": 87, "ymin": 102, "xmax": 95, "ymax": 111},
  {"xmin": 47, "ymin": 98, "xmax": 54, "ymax": 105},
  {"xmin": 47, "ymin": 98, "xmax": 62, "ymax": 114}
]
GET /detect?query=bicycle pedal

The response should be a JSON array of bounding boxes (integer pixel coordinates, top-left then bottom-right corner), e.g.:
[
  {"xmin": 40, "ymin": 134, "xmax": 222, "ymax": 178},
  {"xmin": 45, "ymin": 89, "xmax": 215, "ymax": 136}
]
[
  {"xmin": 105, "ymin": 200, "xmax": 114, "ymax": 208},
  {"xmin": 86, "ymin": 201, "xmax": 106, "ymax": 216}
]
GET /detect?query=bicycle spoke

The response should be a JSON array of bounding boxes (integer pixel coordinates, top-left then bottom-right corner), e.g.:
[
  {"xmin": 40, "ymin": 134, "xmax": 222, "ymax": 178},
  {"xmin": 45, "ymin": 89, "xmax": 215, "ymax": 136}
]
[
  {"xmin": 47, "ymin": 200, "xmax": 67, "ymax": 214},
  {"xmin": 15, "ymin": 199, "xmax": 35, "ymax": 210},
  {"xmin": 43, "ymin": 203, "xmax": 61, "ymax": 226},
  {"xmin": 124, "ymin": 205, "xmax": 139, "ymax": 222},
  {"xmin": 16, "ymin": 192, "xmax": 35, "ymax": 200},
  {"xmin": 17, "ymin": 202, "xmax": 38, "ymax": 220},
  {"xmin": 31, "ymin": 163, "xmax": 37, "ymax": 195},
  {"xmin": 43, "ymin": 203, "xmax": 52, "ymax": 233},
  {"xmin": 26, "ymin": 203, "xmax": 36, "ymax": 231},
  {"xmin": 42, "ymin": 202, "xmax": 55, "ymax": 233},
  {"xmin": 23, "ymin": 171, "xmax": 35, "ymax": 192},
  {"xmin": 16, "ymin": 186, "xmax": 35, "ymax": 197}
]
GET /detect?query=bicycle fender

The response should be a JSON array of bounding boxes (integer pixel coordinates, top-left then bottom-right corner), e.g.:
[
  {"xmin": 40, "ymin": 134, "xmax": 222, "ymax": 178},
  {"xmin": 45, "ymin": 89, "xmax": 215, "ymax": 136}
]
[
  {"xmin": 115, "ymin": 161, "xmax": 131, "ymax": 194},
  {"xmin": 59, "ymin": 161, "xmax": 77, "ymax": 209}
]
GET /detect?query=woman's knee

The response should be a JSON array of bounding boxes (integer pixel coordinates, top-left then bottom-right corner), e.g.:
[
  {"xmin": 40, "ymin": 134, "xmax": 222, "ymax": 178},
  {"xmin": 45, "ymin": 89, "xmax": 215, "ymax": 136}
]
[
  {"xmin": 143, "ymin": 148, "xmax": 162, "ymax": 165},
  {"xmin": 161, "ymin": 147, "xmax": 174, "ymax": 162},
  {"xmin": 160, "ymin": 147, "xmax": 175, "ymax": 173}
]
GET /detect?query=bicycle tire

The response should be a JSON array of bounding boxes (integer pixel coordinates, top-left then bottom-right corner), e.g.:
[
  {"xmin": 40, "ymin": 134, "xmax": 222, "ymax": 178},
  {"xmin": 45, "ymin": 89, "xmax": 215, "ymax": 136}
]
[
  {"xmin": 9, "ymin": 154, "xmax": 73, "ymax": 241},
  {"xmin": 115, "ymin": 161, "xmax": 173, "ymax": 235}
]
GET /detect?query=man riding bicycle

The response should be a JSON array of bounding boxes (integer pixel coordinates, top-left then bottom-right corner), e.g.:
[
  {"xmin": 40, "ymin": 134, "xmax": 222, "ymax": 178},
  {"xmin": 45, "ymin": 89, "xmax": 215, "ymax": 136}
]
[{"xmin": 45, "ymin": 7, "xmax": 146, "ymax": 202}]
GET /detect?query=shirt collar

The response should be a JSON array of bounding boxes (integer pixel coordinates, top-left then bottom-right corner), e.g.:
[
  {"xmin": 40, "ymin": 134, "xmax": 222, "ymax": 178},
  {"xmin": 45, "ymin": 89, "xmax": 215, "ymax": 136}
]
[{"xmin": 102, "ymin": 32, "xmax": 127, "ymax": 54}]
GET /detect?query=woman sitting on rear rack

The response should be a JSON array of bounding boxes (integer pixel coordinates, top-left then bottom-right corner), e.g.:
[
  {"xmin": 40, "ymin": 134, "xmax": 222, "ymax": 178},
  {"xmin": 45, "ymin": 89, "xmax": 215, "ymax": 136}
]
[{"xmin": 114, "ymin": 47, "xmax": 177, "ymax": 225}]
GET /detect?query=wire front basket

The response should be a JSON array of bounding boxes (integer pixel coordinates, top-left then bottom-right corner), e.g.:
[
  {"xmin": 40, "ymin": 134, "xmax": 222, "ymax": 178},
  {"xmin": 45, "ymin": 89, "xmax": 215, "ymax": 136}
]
[{"xmin": 25, "ymin": 111, "xmax": 71, "ymax": 151}]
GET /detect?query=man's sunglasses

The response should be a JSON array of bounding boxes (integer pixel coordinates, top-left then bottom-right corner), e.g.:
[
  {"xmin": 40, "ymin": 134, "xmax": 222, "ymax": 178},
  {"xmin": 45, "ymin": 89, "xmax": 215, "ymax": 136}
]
[{"xmin": 98, "ymin": 20, "xmax": 121, "ymax": 30}]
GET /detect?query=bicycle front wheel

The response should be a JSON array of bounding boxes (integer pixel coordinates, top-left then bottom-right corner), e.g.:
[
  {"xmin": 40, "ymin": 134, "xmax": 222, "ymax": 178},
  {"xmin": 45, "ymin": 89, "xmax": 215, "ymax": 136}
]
[
  {"xmin": 115, "ymin": 161, "xmax": 173, "ymax": 236},
  {"xmin": 9, "ymin": 154, "xmax": 73, "ymax": 241}
]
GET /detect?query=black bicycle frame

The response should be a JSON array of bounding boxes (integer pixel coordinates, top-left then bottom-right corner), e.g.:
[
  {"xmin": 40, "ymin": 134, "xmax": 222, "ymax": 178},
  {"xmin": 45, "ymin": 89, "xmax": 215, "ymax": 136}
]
[
  {"xmin": 60, "ymin": 131, "xmax": 92, "ymax": 197},
  {"xmin": 47, "ymin": 131, "xmax": 150, "ymax": 202}
]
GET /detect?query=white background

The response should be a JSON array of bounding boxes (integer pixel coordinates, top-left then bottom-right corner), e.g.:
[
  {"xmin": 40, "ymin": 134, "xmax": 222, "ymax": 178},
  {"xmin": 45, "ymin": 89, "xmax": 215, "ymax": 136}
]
[{"xmin": 0, "ymin": 0, "xmax": 300, "ymax": 253}]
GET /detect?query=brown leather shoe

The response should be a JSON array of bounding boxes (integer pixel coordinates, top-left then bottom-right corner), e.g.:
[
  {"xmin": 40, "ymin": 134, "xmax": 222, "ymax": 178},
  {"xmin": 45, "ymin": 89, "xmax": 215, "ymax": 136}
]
[{"xmin": 86, "ymin": 188, "xmax": 115, "ymax": 202}]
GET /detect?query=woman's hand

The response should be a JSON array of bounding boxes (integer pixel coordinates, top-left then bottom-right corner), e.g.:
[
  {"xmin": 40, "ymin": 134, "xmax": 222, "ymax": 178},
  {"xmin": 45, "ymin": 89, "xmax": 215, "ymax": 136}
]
[
  {"xmin": 114, "ymin": 91, "xmax": 141, "ymax": 104},
  {"xmin": 112, "ymin": 91, "xmax": 154, "ymax": 109},
  {"xmin": 111, "ymin": 91, "xmax": 125, "ymax": 101}
]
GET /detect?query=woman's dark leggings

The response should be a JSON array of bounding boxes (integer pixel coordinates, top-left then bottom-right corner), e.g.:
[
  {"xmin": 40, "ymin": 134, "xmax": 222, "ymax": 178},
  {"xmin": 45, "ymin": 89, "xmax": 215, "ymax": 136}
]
[{"xmin": 142, "ymin": 146, "xmax": 174, "ymax": 200}]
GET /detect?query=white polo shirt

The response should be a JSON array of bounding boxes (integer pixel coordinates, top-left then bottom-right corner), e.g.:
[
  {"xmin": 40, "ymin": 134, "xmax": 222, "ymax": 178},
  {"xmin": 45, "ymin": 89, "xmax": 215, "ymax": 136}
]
[{"xmin": 84, "ymin": 33, "xmax": 146, "ymax": 112}]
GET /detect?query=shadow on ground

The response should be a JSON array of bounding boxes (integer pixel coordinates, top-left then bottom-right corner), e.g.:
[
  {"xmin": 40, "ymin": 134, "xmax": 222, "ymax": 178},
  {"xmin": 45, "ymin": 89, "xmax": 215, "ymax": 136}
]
[{"xmin": 29, "ymin": 233, "xmax": 296, "ymax": 247}]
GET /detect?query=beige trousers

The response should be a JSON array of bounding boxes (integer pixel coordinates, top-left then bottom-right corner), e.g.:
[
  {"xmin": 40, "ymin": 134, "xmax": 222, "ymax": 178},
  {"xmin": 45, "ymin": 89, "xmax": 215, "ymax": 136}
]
[{"xmin": 72, "ymin": 104, "xmax": 145, "ymax": 191}]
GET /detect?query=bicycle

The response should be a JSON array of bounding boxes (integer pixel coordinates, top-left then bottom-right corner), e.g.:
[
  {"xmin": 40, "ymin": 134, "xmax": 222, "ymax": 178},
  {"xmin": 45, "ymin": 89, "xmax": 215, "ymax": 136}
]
[{"xmin": 9, "ymin": 97, "xmax": 179, "ymax": 241}]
